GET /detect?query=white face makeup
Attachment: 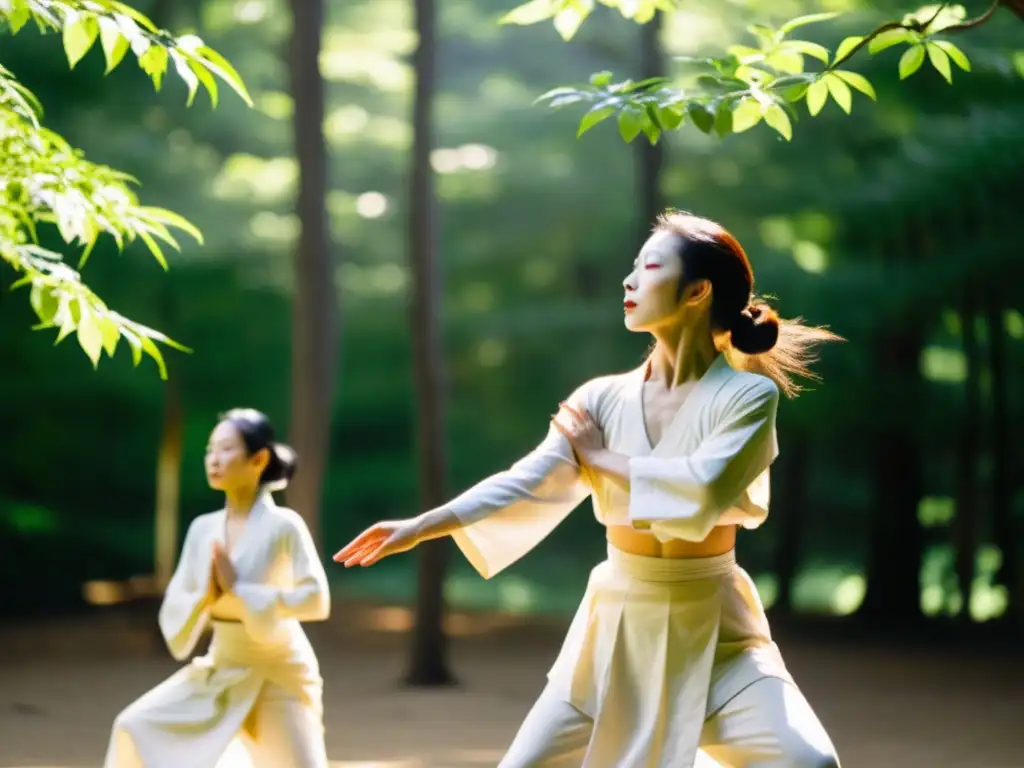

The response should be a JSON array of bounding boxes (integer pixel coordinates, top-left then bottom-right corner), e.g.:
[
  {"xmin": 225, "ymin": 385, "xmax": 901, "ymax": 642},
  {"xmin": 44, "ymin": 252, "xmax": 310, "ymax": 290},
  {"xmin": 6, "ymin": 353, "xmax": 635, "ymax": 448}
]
[{"xmin": 622, "ymin": 230, "xmax": 687, "ymax": 333}]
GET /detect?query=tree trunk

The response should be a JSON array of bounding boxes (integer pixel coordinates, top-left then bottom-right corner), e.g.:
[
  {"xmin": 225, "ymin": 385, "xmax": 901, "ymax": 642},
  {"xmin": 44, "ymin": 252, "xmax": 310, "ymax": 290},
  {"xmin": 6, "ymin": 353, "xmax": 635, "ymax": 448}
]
[
  {"xmin": 860, "ymin": 329, "xmax": 926, "ymax": 622},
  {"xmin": 953, "ymin": 294, "xmax": 981, "ymax": 622},
  {"xmin": 774, "ymin": 434, "xmax": 809, "ymax": 615},
  {"xmin": 404, "ymin": 0, "xmax": 454, "ymax": 687},
  {"xmin": 153, "ymin": 360, "xmax": 183, "ymax": 588},
  {"xmin": 635, "ymin": 12, "xmax": 664, "ymax": 247},
  {"xmin": 285, "ymin": 0, "xmax": 337, "ymax": 545}
]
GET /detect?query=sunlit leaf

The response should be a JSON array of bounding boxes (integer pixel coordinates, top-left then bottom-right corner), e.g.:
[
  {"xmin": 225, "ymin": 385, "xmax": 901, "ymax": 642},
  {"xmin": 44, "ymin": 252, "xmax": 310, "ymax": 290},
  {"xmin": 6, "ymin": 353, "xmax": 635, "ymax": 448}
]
[
  {"xmin": 499, "ymin": 0, "xmax": 557, "ymax": 26},
  {"xmin": 931, "ymin": 40, "xmax": 971, "ymax": 72},
  {"xmin": 617, "ymin": 106, "xmax": 645, "ymax": 143},
  {"xmin": 833, "ymin": 70, "xmax": 876, "ymax": 100},
  {"xmin": 62, "ymin": 15, "xmax": 99, "ymax": 69},
  {"xmin": 554, "ymin": 1, "xmax": 590, "ymax": 41},
  {"xmin": 76, "ymin": 304, "xmax": 103, "ymax": 367},
  {"xmin": 781, "ymin": 39, "xmax": 830, "ymax": 63},
  {"xmin": 806, "ymin": 79, "xmax": 828, "ymax": 116},
  {"xmin": 731, "ymin": 98, "xmax": 762, "ymax": 133},
  {"xmin": 869, "ymin": 28, "xmax": 914, "ymax": 55},
  {"xmin": 833, "ymin": 35, "xmax": 864, "ymax": 64},
  {"xmin": 589, "ymin": 71, "xmax": 613, "ymax": 87},
  {"xmin": 1013, "ymin": 51, "xmax": 1024, "ymax": 79},
  {"xmin": 763, "ymin": 104, "xmax": 792, "ymax": 141},
  {"xmin": 577, "ymin": 105, "xmax": 615, "ymax": 137},
  {"xmin": 825, "ymin": 74, "xmax": 852, "ymax": 114},
  {"xmin": 98, "ymin": 18, "xmax": 129, "ymax": 74},
  {"xmin": 780, "ymin": 11, "xmax": 840, "ymax": 35},
  {"xmin": 899, "ymin": 44, "xmax": 926, "ymax": 79},
  {"xmin": 926, "ymin": 43, "xmax": 953, "ymax": 83}
]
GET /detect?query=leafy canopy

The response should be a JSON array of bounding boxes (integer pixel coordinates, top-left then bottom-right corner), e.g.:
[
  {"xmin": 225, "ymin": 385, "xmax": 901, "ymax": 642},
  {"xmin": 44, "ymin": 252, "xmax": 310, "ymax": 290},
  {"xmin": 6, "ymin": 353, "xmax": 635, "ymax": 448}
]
[
  {"xmin": 500, "ymin": 2, "xmax": 1020, "ymax": 144},
  {"xmin": 0, "ymin": 0, "xmax": 251, "ymax": 377}
]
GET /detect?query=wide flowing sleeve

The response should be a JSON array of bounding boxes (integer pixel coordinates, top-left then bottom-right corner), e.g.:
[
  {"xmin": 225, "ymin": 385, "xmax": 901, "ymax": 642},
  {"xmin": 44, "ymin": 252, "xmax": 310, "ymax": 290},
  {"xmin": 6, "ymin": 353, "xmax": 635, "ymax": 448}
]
[
  {"xmin": 628, "ymin": 377, "xmax": 779, "ymax": 543},
  {"xmin": 158, "ymin": 517, "xmax": 213, "ymax": 661},
  {"xmin": 449, "ymin": 382, "xmax": 600, "ymax": 579},
  {"xmin": 233, "ymin": 511, "xmax": 331, "ymax": 638}
]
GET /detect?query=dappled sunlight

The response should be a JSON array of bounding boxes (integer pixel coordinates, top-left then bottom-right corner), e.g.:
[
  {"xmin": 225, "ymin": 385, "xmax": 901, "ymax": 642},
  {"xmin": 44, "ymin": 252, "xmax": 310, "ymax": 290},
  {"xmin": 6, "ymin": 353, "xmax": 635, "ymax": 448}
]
[
  {"xmin": 432, "ymin": 144, "xmax": 499, "ymax": 174},
  {"xmin": 1005, "ymin": 309, "xmax": 1024, "ymax": 338},
  {"xmin": 792, "ymin": 241, "xmax": 828, "ymax": 273},
  {"xmin": 337, "ymin": 262, "xmax": 409, "ymax": 299},
  {"xmin": 476, "ymin": 339, "xmax": 508, "ymax": 368},
  {"xmin": 213, "ymin": 155, "xmax": 297, "ymax": 203},
  {"xmin": 325, "ymin": 109, "xmax": 411, "ymax": 149},
  {"xmin": 791, "ymin": 566, "xmax": 866, "ymax": 615},
  {"xmin": 320, "ymin": 20, "xmax": 414, "ymax": 92},
  {"xmin": 753, "ymin": 573, "xmax": 778, "ymax": 610},
  {"xmin": 257, "ymin": 91, "xmax": 294, "ymax": 121},
  {"xmin": 350, "ymin": 603, "xmax": 533, "ymax": 637},
  {"xmin": 918, "ymin": 495, "xmax": 955, "ymax": 527},
  {"xmin": 920, "ymin": 345, "xmax": 966, "ymax": 383},
  {"xmin": 249, "ymin": 211, "xmax": 299, "ymax": 245},
  {"xmin": 356, "ymin": 192, "xmax": 389, "ymax": 219}
]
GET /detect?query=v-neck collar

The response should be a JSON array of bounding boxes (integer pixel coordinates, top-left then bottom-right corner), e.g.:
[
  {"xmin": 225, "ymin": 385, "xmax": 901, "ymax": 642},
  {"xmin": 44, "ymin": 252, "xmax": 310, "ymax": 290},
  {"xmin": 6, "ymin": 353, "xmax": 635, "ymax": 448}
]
[
  {"xmin": 636, "ymin": 353, "xmax": 734, "ymax": 454},
  {"xmin": 222, "ymin": 489, "xmax": 274, "ymax": 559}
]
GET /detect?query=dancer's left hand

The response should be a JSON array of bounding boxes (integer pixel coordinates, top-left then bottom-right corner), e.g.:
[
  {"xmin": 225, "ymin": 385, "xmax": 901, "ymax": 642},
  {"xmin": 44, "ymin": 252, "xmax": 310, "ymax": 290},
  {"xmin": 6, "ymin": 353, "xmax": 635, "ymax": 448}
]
[
  {"xmin": 552, "ymin": 403, "xmax": 604, "ymax": 458},
  {"xmin": 212, "ymin": 542, "xmax": 237, "ymax": 592}
]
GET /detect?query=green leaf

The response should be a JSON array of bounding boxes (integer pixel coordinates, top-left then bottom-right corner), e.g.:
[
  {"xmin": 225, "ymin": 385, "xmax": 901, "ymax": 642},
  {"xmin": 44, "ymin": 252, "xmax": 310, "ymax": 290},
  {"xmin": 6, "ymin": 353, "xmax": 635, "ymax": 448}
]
[
  {"xmin": 99, "ymin": 315, "xmax": 120, "ymax": 358},
  {"xmin": 713, "ymin": 101, "xmax": 733, "ymax": 138},
  {"xmin": 926, "ymin": 43, "xmax": 953, "ymax": 84},
  {"xmin": 139, "ymin": 46, "xmax": 169, "ymax": 90},
  {"xmin": 833, "ymin": 70, "xmax": 876, "ymax": 100},
  {"xmin": 1013, "ymin": 51, "xmax": 1024, "ymax": 80},
  {"xmin": 189, "ymin": 59, "xmax": 219, "ymax": 107},
  {"xmin": 825, "ymin": 74, "xmax": 852, "ymax": 114},
  {"xmin": 869, "ymin": 28, "xmax": 914, "ymax": 55},
  {"xmin": 781, "ymin": 40, "xmax": 830, "ymax": 63},
  {"xmin": 731, "ymin": 98, "xmax": 762, "ymax": 133},
  {"xmin": 589, "ymin": 71, "xmax": 614, "ymax": 87},
  {"xmin": 98, "ymin": 18, "xmax": 130, "ymax": 74},
  {"xmin": 168, "ymin": 50, "xmax": 200, "ymax": 106},
  {"xmin": 833, "ymin": 35, "xmax": 864, "ymax": 64},
  {"xmin": 931, "ymin": 40, "xmax": 970, "ymax": 72},
  {"xmin": 554, "ymin": 1, "xmax": 590, "ymax": 41},
  {"xmin": 140, "ymin": 336, "xmax": 168, "ymax": 380},
  {"xmin": 763, "ymin": 104, "xmax": 792, "ymax": 141},
  {"xmin": 899, "ymin": 44, "xmax": 926, "ymax": 80},
  {"xmin": 617, "ymin": 106, "xmax": 645, "ymax": 143},
  {"xmin": 77, "ymin": 305, "xmax": 104, "ymax": 368},
  {"xmin": 121, "ymin": 328, "xmax": 144, "ymax": 368},
  {"xmin": 195, "ymin": 46, "xmax": 253, "ymax": 107},
  {"xmin": 577, "ymin": 105, "xmax": 615, "ymax": 137},
  {"xmin": 29, "ymin": 284, "xmax": 59, "ymax": 326},
  {"xmin": 140, "ymin": 207, "xmax": 204, "ymax": 245},
  {"xmin": 686, "ymin": 102, "xmax": 714, "ymax": 134},
  {"xmin": 6, "ymin": 1, "xmax": 31, "ymax": 32},
  {"xmin": 139, "ymin": 230, "xmax": 169, "ymax": 270},
  {"xmin": 499, "ymin": 0, "xmax": 557, "ymax": 25},
  {"xmin": 656, "ymin": 105, "xmax": 683, "ymax": 130},
  {"xmin": 63, "ymin": 15, "xmax": 99, "ymax": 69},
  {"xmin": 763, "ymin": 51, "xmax": 804, "ymax": 75},
  {"xmin": 780, "ymin": 11, "xmax": 840, "ymax": 35},
  {"xmin": 806, "ymin": 79, "xmax": 828, "ymax": 116}
]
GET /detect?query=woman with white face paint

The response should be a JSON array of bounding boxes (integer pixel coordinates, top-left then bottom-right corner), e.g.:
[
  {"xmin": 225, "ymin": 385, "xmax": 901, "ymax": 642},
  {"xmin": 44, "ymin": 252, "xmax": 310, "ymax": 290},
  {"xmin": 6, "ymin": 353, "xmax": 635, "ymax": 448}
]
[{"xmin": 335, "ymin": 211, "xmax": 842, "ymax": 768}]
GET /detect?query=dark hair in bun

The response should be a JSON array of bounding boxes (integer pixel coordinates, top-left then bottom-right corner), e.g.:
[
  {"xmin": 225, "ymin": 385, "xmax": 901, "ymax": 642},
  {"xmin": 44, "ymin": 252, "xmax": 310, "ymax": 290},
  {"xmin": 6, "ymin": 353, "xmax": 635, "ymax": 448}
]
[
  {"xmin": 730, "ymin": 303, "xmax": 780, "ymax": 355},
  {"xmin": 220, "ymin": 408, "xmax": 298, "ymax": 489}
]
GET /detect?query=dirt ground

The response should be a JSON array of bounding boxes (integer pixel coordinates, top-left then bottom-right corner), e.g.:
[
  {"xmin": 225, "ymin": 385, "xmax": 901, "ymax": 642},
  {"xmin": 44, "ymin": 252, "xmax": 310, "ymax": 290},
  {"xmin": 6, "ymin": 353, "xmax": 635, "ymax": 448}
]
[{"xmin": 0, "ymin": 602, "xmax": 1021, "ymax": 768}]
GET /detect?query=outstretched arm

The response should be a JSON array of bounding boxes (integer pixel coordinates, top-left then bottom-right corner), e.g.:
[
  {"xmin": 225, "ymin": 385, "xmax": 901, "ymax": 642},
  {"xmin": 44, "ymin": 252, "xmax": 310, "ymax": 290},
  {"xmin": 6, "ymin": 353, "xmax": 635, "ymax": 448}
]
[{"xmin": 335, "ymin": 382, "xmax": 601, "ymax": 579}]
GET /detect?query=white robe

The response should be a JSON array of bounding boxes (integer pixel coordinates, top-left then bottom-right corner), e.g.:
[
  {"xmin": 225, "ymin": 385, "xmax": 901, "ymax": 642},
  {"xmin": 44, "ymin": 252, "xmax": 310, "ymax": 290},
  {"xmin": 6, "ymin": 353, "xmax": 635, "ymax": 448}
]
[
  {"xmin": 448, "ymin": 354, "xmax": 792, "ymax": 768},
  {"xmin": 105, "ymin": 492, "xmax": 331, "ymax": 768}
]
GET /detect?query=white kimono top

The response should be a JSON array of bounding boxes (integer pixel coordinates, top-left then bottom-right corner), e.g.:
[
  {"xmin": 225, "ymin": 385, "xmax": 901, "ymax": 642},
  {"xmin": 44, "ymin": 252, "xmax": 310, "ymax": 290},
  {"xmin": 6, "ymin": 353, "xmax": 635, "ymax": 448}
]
[{"xmin": 450, "ymin": 353, "xmax": 780, "ymax": 578}]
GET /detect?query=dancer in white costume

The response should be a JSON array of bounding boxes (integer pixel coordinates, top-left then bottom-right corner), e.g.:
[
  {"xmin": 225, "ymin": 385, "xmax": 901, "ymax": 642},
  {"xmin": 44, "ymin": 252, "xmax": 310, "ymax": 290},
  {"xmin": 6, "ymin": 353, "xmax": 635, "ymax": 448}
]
[
  {"xmin": 106, "ymin": 408, "xmax": 330, "ymax": 768},
  {"xmin": 336, "ymin": 212, "xmax": 841, "ymax": 768}
]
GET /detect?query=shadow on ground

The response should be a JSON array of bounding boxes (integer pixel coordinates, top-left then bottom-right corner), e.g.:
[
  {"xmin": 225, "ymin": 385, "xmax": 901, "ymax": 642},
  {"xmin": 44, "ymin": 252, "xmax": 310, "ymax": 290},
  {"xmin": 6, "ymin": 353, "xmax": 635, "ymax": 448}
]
[{"xmin": 0, "ymin": 601, "xmax": 1021, "ymax": 767}]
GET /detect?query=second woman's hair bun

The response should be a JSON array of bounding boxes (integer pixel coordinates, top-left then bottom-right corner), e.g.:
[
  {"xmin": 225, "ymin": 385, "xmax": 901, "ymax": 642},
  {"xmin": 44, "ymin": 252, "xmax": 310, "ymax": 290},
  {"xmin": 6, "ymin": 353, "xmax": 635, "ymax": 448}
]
[{"xmin": 730, "ymin": 303, "xmax": 780, "ymax": 355}]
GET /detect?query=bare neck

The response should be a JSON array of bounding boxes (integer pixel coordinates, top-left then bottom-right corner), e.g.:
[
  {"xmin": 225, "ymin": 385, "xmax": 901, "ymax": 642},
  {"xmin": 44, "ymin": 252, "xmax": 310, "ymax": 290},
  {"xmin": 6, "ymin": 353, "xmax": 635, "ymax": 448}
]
[
  {"xmin": 649, "ymin": 318, "xmax": 718, "ymax": 389},
  {"xmin": 224, "ymin": 486, "xmax": 260, "ymax": 519}
]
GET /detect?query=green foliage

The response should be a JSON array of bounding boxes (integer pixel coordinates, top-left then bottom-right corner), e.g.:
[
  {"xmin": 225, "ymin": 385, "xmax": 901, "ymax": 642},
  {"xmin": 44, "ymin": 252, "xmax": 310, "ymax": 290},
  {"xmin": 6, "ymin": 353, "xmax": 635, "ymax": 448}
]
[
  {"xmin": 0, "ymin": 0, "xmax": 251, "ymax": 377},
  {"xmin": 523, "ymin": 2, "xmax": 1014, "ymax": 144}
]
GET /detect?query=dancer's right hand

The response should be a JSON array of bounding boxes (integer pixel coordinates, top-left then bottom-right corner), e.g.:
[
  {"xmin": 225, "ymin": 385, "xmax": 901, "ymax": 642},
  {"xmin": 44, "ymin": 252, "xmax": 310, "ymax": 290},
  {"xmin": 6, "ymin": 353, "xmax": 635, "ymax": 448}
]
[{"xmin": 333, "ymin": 519, "xmax": 421, "ymax": 568}]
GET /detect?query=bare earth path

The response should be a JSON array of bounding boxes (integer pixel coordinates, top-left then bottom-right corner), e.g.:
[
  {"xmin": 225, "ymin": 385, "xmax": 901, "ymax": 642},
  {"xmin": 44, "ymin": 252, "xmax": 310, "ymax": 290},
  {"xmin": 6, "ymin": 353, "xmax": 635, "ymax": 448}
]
[{"xmin": 0, "ymin": 602, "xmax": 1021, "ymax": 768}]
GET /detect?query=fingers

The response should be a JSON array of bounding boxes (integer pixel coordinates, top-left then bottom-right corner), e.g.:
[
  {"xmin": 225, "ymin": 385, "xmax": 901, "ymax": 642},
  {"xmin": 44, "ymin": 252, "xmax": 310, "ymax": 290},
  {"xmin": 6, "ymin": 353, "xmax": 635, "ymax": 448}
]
[
  {"xmin": 551, "ymin": 418, "xmax": 574, "ymax": 441},
  {"xmin": 333, "ymin": 527, "xmax": 385, "ymax": 562},
  {"xmin": 558, "ymin": 402, "xmax": 585, "ymax": 422}
]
